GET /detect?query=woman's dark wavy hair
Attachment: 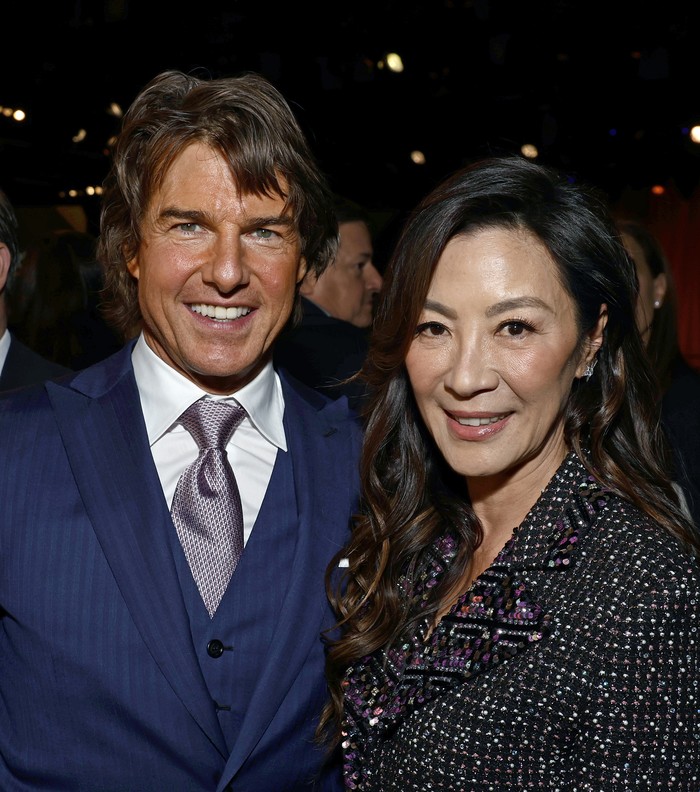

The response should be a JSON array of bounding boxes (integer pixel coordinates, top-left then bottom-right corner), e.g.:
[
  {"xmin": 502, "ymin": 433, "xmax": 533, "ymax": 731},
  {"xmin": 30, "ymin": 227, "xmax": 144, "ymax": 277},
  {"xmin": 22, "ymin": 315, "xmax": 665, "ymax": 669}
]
[
  {"xmin": 98, "ymin": 69, "xmax": 338, "ymax": 338},
  {"xmin": 318, "ymin": 154, "xmax": 699, "ymax": 748}
]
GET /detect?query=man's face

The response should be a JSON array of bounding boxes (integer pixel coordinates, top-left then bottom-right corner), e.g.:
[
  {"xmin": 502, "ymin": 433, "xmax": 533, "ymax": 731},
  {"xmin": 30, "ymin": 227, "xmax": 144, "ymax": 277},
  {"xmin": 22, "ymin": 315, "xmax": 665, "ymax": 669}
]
[
  {"xmin": 303, "ymin": 220, "xmax": 382, "ymax": 328},
  {"xmin": 127, "ymin": 142, "xmax": 307, "ymax": 394}
]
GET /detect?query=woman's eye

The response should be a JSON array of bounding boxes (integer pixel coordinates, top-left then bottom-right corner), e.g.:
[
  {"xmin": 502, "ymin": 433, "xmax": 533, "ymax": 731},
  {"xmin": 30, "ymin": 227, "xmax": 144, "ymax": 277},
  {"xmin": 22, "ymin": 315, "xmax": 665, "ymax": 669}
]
[
  {"xmin": 502, "ymin": 320, "xmax": 534, "ymax": 336},
  {"xmin": 416, "ymin": 321, "xmax": 447, "ymax": 336}
]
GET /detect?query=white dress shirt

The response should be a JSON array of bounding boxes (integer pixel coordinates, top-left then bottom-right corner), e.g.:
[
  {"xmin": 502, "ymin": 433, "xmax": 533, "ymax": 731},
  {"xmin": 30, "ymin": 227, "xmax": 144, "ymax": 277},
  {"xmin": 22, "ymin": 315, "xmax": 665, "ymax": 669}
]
[
  {"xmin": 0, "ymin": 328, "xmax": 10, "ymax": 374},
  {"xmin": 131, "ymin": 333, "xmax": 287, "ymax": 545}
]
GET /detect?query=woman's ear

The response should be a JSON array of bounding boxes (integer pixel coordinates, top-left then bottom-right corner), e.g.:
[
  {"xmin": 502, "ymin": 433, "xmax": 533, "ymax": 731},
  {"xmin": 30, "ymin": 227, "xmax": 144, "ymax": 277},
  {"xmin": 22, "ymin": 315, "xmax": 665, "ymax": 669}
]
[
  {"xmin": 577, "ymin": 304, "xmax": 608, "ymax": 379},
  {"xmin": 652, "ymin": 272, "xmax": 667, "ymax": 309}
]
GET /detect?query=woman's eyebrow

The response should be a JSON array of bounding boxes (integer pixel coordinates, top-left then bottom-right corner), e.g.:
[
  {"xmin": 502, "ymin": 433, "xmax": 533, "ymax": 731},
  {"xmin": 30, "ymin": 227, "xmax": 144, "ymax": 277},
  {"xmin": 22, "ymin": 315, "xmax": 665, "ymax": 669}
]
[{"xmin": 485, "ymin": 296, "xmax": 552, "ymax": 317}]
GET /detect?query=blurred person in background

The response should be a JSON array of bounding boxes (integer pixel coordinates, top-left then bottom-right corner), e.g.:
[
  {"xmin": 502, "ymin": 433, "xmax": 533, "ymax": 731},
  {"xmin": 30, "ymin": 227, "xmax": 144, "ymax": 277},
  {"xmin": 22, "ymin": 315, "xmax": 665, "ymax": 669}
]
[
  {"xmin": 275, "ymin": 195, "xmax": 382, "ymax": 410},
  {"xmin": 0, "ymin": 187, "xmax": 69, "ymax": 391},
  {"xmin": 8, "ymin": 228, "xmax": 123, "ymax": 371},
  {"xmin": 618, "ymin": 218, "xmax": 700, "ymax": 528}
]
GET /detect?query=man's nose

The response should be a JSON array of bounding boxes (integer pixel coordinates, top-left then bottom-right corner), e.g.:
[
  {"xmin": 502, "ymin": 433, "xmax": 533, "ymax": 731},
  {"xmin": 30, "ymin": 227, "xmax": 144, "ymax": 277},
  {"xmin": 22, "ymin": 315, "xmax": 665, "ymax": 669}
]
[
  {"xmin": 363, "ymin": 261, "xmax": 383, "ymax": 292},
  {"xmin": 203, "ymin": 235, "xmax": 248, "ymax": 292}
]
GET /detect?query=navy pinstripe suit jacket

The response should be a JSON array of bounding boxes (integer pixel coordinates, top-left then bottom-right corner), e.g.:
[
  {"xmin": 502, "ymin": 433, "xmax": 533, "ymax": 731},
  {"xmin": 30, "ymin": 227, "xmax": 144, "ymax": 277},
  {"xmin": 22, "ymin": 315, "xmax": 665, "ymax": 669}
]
[{"xmin": 0, "ymin": 341, "xmax": 360, "ymax": 791}]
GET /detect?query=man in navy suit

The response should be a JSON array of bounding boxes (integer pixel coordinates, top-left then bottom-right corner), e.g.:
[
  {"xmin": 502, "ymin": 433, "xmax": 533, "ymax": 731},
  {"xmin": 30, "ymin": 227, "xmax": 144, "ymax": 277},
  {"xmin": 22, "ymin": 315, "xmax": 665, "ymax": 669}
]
[
  {"xmin": 0, "ymin": 70, "xmax": 361, "ymax": 790},
  {"xmin": 0, "ymin": 187, "xmax": 70, "ymax": 391}
]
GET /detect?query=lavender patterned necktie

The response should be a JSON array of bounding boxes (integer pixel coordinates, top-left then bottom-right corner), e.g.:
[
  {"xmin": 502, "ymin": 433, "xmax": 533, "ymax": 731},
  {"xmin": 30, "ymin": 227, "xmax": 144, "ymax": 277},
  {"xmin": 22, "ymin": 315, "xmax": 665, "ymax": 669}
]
[{"xmin": 170, "ymin": 398, "xmax": 246, "ymax": 618}]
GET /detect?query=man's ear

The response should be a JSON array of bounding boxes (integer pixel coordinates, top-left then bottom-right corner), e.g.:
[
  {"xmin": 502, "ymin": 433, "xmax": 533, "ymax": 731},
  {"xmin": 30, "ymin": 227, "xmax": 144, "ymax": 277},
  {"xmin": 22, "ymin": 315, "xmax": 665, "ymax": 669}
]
[
  {"xmin": 296, "ymin": 255, "xmax": 309, "ymax": 286},
  {"xmin": 299, "ymin": 270, "xmax": 318, "ymax": 297},
  {"xmin": 0, "ymin": 244, "xmax": 11, "ymax": 291},
  {"xmin": 577, "ymin": 303, "xmax": 608, "ymax": 378},
  {"xmin": 126, "ymin": 254, "xmax": 139, "ymax": 279}
]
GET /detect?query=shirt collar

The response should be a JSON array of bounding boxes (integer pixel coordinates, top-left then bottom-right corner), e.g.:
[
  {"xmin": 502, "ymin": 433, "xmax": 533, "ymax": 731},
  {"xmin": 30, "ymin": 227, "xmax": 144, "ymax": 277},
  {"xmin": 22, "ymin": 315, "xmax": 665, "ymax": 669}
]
[
  {"xmin": 131, "ymin": 332, "xmax": 287, "ymax": 451},
  {"xmin": 0, "ymin": 328, "xmax": 10, "ymax": 373}
]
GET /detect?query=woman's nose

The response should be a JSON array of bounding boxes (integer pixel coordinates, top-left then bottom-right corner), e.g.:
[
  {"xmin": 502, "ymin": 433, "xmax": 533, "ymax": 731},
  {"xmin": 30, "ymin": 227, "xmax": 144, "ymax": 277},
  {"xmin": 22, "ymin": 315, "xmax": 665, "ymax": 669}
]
[{"xmin": 443, "ymin": 338, "xmax": 499, "ymax": 396}]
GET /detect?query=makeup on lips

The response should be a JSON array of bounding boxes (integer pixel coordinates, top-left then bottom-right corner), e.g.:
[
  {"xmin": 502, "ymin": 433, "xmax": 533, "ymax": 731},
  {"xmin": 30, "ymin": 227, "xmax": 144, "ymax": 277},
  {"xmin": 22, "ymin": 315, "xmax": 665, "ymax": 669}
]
[{"xmin": 447, "ymin": 410, "xmax": 511, "ymax": 441}]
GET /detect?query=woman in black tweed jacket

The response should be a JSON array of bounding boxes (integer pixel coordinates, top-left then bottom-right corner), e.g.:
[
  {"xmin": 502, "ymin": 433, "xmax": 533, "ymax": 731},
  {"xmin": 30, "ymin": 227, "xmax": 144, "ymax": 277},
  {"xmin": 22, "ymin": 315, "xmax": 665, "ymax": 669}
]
[{"xmin": 318, "ymin": 155, "xmax": 700, "ymax": 790}]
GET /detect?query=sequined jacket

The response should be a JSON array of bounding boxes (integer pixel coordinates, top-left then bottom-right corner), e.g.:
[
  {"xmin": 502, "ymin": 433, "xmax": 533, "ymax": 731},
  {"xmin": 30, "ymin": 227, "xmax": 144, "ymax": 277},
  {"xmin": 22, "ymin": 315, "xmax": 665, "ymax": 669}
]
[{"xmin": 341, "ymin": 452, "xmax": 700, "ymax": 790}]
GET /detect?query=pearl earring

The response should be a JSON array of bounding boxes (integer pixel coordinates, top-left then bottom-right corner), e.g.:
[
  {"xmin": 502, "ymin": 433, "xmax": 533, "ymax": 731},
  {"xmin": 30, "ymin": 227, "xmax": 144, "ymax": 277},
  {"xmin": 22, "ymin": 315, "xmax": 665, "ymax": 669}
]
[{"xmin": 654, "ymin": 300, "xmax": 661, "ymax": 308}]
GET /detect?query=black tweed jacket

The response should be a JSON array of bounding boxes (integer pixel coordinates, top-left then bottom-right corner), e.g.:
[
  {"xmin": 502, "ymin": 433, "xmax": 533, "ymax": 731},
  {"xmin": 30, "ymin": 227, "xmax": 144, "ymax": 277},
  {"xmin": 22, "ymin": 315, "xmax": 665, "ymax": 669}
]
[{"xmin": 342, "ymin": 452, "xmax": 700, "ymax": 790}]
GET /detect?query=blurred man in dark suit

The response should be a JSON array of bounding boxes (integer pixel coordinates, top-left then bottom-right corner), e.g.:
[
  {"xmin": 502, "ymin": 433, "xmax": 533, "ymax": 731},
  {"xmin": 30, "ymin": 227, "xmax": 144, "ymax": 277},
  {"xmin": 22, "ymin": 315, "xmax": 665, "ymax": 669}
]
[
  {"xmin": 0, "ymin": 187, "xmax": 69, "ymax": 391},
  {"xmin": 275, "ymin": 195, "xmax": 382, "ymax": 409}
]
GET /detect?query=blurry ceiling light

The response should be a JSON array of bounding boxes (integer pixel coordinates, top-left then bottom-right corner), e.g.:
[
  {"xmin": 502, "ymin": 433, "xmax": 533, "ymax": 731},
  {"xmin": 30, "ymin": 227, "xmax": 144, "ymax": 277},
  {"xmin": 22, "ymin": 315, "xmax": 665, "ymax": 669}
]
[
  {"xmin": 385, "ymin": 53, "xmax": 404, "ymax": 73},
  {"xmin": 72, "ymin": 129, "xmax": 87, "ymax": 143},
  {"xmin": 520, "ymin": 143, "xmax": 538, "ymax": 158},
  {"xmin": 1, "ymin": 106, "xmax": 26, "ymax": 120},
  {"xmin": 689, "ymin": 125, "xmax": 700, "ymax": 144},
  {"xmin": 108, "ymin": 102, "xmax": 123, "ymax": 117},
  {"xmin": 651, "ymin": 184, "xmax": 665, "ymax": 195},
  {"xmin": 410, "ymin": 150, "xmax": 426, "ymax": 165}
]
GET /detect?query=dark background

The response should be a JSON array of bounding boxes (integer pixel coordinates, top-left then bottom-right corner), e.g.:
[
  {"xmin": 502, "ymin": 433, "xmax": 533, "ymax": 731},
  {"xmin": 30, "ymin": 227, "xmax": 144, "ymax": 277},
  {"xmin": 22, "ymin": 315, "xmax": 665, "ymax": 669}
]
[{"xmin": 3, "ymin": 0, "xmax": 699, "ymax": 256}]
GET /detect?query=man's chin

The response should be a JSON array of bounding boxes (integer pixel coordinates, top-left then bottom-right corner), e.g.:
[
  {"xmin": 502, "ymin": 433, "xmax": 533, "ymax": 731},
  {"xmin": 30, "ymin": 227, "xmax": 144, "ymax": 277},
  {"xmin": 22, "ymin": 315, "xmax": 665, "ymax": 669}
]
[{"xmin": 187, "ymin": 355, "xmax": 270, "ymax": 395}]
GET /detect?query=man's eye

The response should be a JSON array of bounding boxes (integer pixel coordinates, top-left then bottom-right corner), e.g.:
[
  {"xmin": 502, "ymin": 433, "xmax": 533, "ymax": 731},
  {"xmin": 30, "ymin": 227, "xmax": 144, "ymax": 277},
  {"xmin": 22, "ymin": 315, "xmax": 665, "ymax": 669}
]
[
  {"xmin": 176, "ymin": 222, "xmax": 200, "ymax": 234},
  {"xmin": 254, "ymin": 228, "xmax": 275, "ymax": 239}
]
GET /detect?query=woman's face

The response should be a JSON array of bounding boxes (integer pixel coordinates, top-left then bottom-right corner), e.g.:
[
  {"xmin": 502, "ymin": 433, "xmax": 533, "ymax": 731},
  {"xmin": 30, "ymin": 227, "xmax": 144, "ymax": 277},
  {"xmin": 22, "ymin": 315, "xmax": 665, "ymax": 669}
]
[
  {"xmin": 620, "ymin": 231, "xmax": 666, "ymax": 348},
  {"xmin": 405, "ymin": 226, "xmax": 605, "ymax": 490}
]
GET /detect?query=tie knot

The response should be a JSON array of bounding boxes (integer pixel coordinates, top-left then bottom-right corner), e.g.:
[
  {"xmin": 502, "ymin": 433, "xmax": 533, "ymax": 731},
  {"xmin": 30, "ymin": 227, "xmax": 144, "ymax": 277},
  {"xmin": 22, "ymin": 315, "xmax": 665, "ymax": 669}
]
[{"xmin": 179, "ymin": 399, "xmax": 246, "ymax": 450}]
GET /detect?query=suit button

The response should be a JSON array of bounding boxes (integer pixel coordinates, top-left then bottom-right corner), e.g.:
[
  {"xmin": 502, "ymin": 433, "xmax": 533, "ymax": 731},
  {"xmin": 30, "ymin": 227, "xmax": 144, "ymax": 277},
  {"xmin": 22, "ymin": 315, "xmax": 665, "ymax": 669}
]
[{"xmin": 207, "ymin": 639, "xmax": 225, "ymax": 658}]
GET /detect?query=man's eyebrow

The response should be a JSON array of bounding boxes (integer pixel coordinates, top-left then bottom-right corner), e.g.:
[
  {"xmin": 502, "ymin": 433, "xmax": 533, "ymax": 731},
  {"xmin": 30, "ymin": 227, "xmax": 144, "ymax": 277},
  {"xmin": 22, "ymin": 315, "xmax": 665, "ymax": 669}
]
[
  {"xmin": 158, "ymin": 207, "xmax": 207, "ymax": 223},
  {"xmin": 155, "ymin": 208, "xmax": 295, "ymax": 228},
  {"xmin": 246, "ymin": 214, "xmax": 295, "ymax": 228}
]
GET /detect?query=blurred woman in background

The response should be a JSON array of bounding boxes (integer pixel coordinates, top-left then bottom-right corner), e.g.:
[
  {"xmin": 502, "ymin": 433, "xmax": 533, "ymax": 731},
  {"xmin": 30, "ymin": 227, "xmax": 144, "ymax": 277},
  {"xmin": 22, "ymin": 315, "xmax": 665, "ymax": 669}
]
[{"xmin": 617, "ymin": 218, "xmax": 700, "ymax": 527}]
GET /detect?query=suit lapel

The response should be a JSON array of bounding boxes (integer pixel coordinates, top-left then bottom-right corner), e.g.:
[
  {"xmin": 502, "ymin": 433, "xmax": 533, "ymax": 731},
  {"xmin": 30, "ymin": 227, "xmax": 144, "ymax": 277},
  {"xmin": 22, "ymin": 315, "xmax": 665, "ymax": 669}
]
[
  {"xmin": 47, "ymin": 347, "xmax": 228, "ymax": 757},
  {"xmin": 219, "ymin": 376, "xmax": 360, "ymax": 785}
]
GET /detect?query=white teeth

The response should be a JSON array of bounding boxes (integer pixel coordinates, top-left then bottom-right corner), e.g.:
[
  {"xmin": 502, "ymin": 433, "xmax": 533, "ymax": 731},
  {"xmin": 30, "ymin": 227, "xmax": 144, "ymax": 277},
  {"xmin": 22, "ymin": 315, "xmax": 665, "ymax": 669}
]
[
  {"xmin": 190, "ymin": 304, "xmax": 251, "ymax": 320},
  {"xmin": 455, "ymin": 415, "xmax": 506, "ymax": 426}
]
